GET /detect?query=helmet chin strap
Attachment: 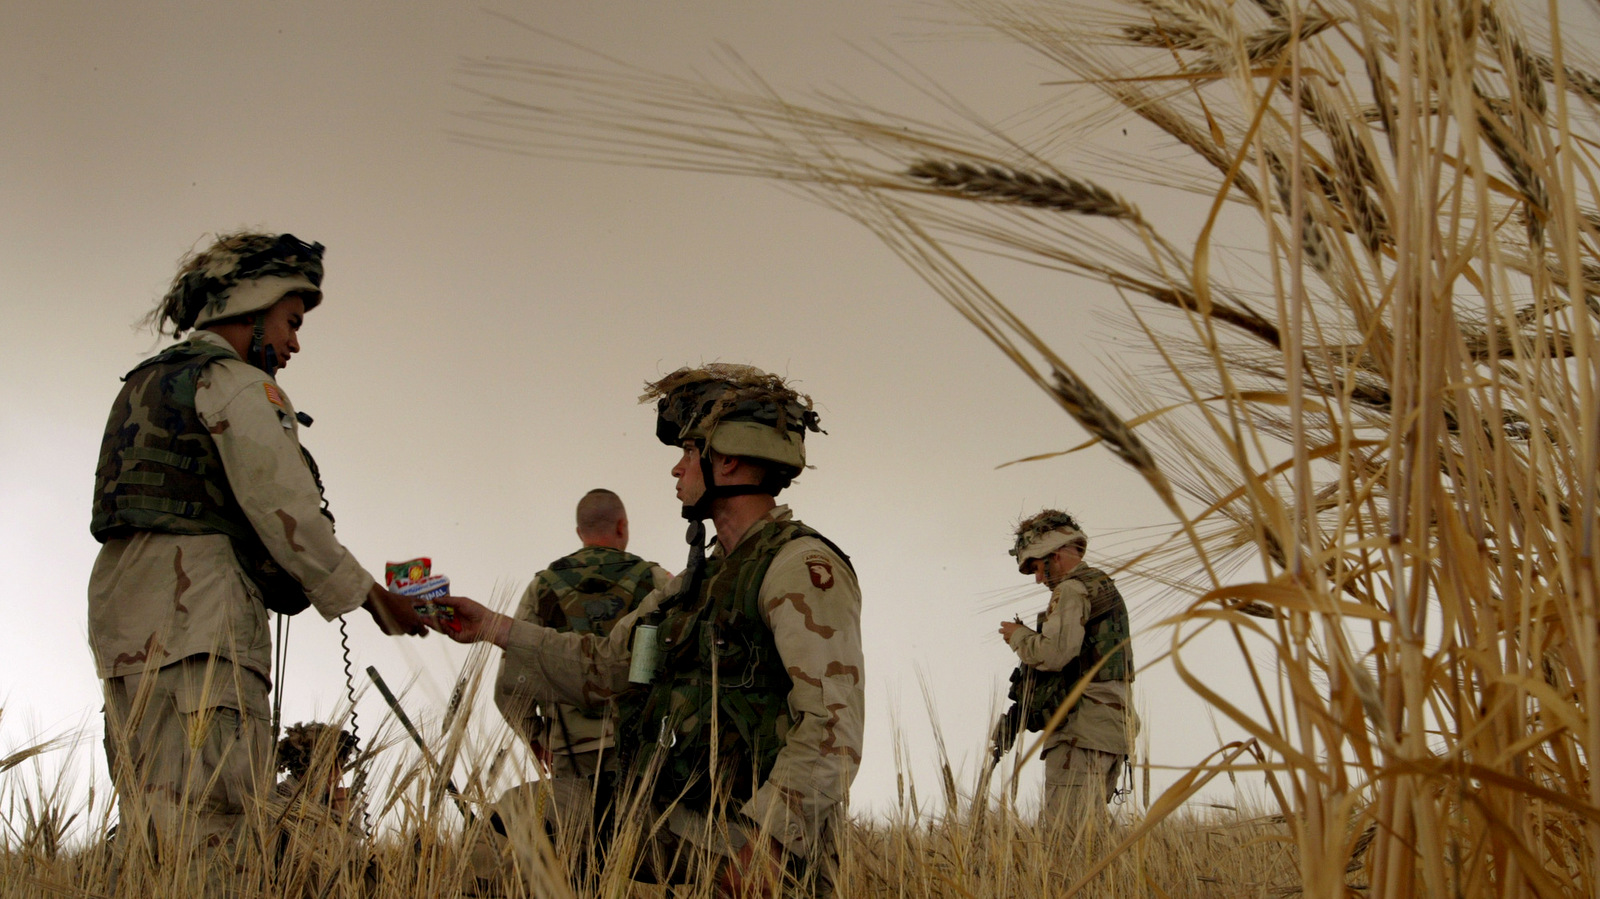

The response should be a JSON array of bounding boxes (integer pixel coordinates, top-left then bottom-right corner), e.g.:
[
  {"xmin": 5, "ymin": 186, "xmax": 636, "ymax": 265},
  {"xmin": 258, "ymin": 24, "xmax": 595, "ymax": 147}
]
[
  {"xmin": 680, "ymin": 444, "xmax": 767, "ymax": 523},
  {"xmin": 676, "ymin": 443, "xmax": 771, "ymax": 596},
  {"xmin": 249, "ymin": 315, "xmax": 281, "ymax": 375}
]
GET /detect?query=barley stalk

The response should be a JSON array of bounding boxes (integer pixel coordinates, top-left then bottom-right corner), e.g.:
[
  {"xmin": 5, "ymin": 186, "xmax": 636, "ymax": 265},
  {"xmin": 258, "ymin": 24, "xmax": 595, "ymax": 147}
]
[{"xmin": 906, "ymin": 160, "xmax": 1138, "ymax": 219}]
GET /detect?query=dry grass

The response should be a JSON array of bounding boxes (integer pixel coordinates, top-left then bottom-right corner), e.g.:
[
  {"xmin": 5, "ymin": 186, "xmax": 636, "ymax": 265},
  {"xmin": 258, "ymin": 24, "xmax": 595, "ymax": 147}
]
[
  {"xmin": 448, "ymin": 0, "xmax": 1600, "ymax": 896},
  {"xmin": 8, "ymin": 0, "xmax": 1600, "ymax": 895},
  {"xmin": 1, "ymin": 678, "xmax": 1304, "ymax": 898}
]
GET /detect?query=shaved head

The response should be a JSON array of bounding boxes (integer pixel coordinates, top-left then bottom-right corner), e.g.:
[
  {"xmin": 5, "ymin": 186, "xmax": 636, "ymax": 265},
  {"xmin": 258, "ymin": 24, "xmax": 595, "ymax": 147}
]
[{"xmin": 576, "ymin": 488, "xmax": 628, "ymax": 548}]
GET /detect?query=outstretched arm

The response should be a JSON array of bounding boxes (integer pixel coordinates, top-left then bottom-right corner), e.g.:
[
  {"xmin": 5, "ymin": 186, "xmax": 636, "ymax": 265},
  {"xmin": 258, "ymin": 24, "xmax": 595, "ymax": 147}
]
[
  {"xmin": 427, "ymin": 590, "xmax": 660, "ymax": 711},
  {"xmin": 199, "ymin": 360, "xmax": 390, "ymax": 626},
  {"xmin": 425, "ymin": 594, "xmax": 512, "ymax": 646}
]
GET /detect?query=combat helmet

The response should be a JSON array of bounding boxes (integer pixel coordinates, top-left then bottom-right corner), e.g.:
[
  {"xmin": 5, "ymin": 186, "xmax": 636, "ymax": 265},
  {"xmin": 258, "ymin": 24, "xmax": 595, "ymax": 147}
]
[
  {"xmin": 154, "ymin": 232, "xmax": 325, "ymax": 332},
  {"xmin": 1010, "ymin": 509, "xmax": 1087, "ymax": 573},
  {"xmin": 643, "ymin": 364, "xmax": 822, "ymax": 516},
  {"xmin": 150, "ymin": 232, "xmax": 324, "ymax": 374},
  {"xmin": 275, "ymin": 721, "xmax": 358, "ymax": 779}
]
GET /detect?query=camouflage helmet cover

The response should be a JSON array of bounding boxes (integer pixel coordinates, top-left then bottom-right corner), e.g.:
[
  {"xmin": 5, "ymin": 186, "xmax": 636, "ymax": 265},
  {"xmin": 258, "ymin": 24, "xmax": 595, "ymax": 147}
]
[
  {"xmin": 275, "ymin": 721, "xmax": 358, "ymax": 777},
  {"xmin": 167, "ymin": 232, "xmax": 325, "ymax": 332},
  {"xmin": 642, "ymin": 364, "xmax": 821, "ymax": 472},
  {"xmin": 1010, "ymin": 509, "xmax": 1086, "ymax": 573}
]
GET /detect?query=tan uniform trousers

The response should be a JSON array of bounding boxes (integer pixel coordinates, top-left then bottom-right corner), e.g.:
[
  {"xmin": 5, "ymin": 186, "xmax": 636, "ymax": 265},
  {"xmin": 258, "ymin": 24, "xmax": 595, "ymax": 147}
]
[
  {"xmin": 1042, "ymin": 743, "xmax": 1124, "ymax": 830},
  {"xmin": 466, "ymin": 748, "xmax": 617, "ymax": 892},
  {"xmin": 519, "ymin": 747, "xmax": 609, "ymax": 849},
  {"xmin": 102, "ymin": 655, "xmax": 271, "ymax": 864}
]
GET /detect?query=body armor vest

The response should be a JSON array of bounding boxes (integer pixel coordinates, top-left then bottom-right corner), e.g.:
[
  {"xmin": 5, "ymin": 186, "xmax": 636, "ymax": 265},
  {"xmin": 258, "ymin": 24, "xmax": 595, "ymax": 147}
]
[
  {"xmin": 91, "ymin": 339, "xmax": 324, "ymax": 615},
  {"xmin": 534, "ymin": 547, "xmax": 658, "ymax": 638},
  {"xmin": 620, "ymin": 518, "xmax": 849, "ymax": 810},
  {"xmin": 93, "ymin": 340, "xmax": 251, "ymax": 542},
  {"xmin": 535, "ymin": 547, "xmax": 658, "ymax": 724},
  {"xmin": 1007, "ymin": 565, "xmax": 1133, "ymax": 733}
]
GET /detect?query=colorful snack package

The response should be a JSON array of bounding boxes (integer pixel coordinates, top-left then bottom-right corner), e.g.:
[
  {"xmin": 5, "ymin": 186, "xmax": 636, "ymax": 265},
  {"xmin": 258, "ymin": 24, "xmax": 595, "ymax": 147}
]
[
  {"xmin": 385, "ymin": 558, "xmax": 459, "ymax": 633},
  {"xmin": 385, "ymin": 557, "xmax": 432, "ymax": 588}
]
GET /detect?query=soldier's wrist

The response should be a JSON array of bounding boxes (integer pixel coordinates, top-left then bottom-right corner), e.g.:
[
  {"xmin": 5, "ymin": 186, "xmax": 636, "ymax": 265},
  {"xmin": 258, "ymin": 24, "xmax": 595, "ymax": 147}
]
[{"xmin": 486, "ymin": 611, "xmax": 514, "ymax": 648}]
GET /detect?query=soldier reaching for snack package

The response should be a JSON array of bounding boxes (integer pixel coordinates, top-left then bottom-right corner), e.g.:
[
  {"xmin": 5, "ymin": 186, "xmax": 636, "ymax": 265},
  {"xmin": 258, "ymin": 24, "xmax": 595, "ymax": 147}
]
[
  {"xmin": 493, "ymin": 489, "xmax": 669, "ymax": 850},
  {"xmin": 88, "ymin": 232, "xmax": 428, "ymax": 868},
  {"xmin": 993, "ymin": 510, "xmax": 1137, "ymax": 830},
  {"xmin": 436, "ymin": 365, "xmax": 864, "ymax": 897}
]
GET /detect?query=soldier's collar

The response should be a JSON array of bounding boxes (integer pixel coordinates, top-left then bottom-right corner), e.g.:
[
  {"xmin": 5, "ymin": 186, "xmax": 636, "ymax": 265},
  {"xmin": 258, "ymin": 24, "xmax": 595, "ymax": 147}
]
[
  {"xmin": 716, "ymin": 504, "xmax": 793, "ymax": 555},
  {"xmin": 186, "ymin": 328, "xmax": 242, "ymax": 359}
]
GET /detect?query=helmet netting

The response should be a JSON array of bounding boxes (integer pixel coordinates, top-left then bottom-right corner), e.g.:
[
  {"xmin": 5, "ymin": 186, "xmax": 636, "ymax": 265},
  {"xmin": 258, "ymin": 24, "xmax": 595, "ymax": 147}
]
[
  {"xmin": 642, "ymin": 363, "xmax": 821, "ymax": 447},
  {"xmin": 1011, "ymin": 509, "xmax": 1086, "ymax": 559}
]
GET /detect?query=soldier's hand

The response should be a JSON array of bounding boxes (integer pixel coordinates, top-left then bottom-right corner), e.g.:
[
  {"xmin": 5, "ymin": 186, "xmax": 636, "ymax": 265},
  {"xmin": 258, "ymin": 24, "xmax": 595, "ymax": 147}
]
[
  {"xmin": 998, "ymin": 619, "xmax": 1026, "ymax": 642},
  {"xmin": 363, "ymin": 584, "xmax": 429, "ymax": 637},
  {"xmin": 426, "ymin": 594, "xmax": 512, "ymax": 648},
  {"xmin": 717, "ymin": 834, "xmax": 785, "ymax": 899}
]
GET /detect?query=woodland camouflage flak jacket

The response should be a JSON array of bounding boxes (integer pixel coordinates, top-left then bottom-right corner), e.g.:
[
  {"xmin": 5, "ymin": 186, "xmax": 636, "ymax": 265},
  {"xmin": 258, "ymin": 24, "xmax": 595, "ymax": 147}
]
[
  {"xmin": 93, "ymin": 336, "xmax": 330, "ymax": 616},
  {"xmin": 92, "ymin": 339, "xmax": 254, "ymax": 542},
  {"xmin": 492, "ymin": 503, "xmax": 863, "ymax": 859},
  {"xmin": 532, "ymin": 547, "xmax": 659, "ymax": 638},
  {"xmin": 619, "ymin": 517, "xmax": 848, "ymax": 809}
]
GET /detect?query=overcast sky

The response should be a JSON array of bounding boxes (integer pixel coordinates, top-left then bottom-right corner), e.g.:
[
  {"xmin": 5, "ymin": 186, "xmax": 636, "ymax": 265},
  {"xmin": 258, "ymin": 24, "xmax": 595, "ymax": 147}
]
[{"xmin": 0, "ymin": 0, "xmax": 1294, "ymax": 822}]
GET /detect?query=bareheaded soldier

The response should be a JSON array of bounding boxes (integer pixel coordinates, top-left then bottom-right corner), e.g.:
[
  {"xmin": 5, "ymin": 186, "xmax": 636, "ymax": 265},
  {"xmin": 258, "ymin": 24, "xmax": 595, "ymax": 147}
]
[
  {"xmin": 997, "ymin": 510, "xmax": 1137, "ymax": 829},
  {"xmin": 493, "ymin": 489, "xmax": 669, "ymax": 836},
  {"xmin": 89, "ymin": 232, "xmax": 427, "ymax": 865},
  {"xmin": 439, "ymin": 364, "xmax": 864, "ymax": 897}
]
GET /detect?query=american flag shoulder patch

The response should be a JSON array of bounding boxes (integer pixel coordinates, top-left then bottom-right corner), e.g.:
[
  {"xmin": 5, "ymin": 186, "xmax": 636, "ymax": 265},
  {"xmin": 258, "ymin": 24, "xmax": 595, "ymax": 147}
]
[{"xmin": 263, "ymin": 383, "xmax": 287, "ymax": 409}]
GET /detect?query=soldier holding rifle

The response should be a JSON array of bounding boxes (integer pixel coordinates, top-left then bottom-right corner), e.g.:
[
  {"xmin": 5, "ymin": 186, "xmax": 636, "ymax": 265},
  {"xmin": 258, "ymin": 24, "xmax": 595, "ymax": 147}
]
[{"xmin": 993, "ymin": 510, "xmax": 1137, "ymax": 829}]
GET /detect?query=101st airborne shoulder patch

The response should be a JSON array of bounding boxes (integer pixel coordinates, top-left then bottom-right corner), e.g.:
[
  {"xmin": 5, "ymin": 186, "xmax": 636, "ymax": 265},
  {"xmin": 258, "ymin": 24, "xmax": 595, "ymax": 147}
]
[{"xmin": 804, "ymin": 552, "xmax": 835, "ymax": 590}]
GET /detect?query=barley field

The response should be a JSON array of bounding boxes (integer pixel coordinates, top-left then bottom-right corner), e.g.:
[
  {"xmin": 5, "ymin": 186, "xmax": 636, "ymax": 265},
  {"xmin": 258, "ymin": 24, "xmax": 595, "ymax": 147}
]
[
  {"xmin": 9, "ymin": 0, "xmax": 1600, "ymax": 895},
  {"xmin": 1, "ymin": 678, "xmax": 1304, "ymax": 899}
]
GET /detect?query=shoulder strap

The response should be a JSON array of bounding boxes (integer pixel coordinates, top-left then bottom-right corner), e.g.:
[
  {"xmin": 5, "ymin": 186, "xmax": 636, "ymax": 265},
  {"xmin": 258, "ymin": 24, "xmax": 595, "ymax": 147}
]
[{"xmin": 123, "ymin": 338, "xmax": 237, "ymax": 382}]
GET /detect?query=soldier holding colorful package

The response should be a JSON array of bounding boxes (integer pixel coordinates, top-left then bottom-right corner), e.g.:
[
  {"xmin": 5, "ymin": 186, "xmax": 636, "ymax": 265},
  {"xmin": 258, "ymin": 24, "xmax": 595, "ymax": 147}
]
[
  {"xmin": 88, "ymin": 232, "xmax": 427, "ymax": 866},
  {"xmin": 438, "ymin": 365, "xmax": 864, "ymax": 897},
  {"xmin": 995, "ymin": 510, "xmax": 1137, "ymax": 830}
]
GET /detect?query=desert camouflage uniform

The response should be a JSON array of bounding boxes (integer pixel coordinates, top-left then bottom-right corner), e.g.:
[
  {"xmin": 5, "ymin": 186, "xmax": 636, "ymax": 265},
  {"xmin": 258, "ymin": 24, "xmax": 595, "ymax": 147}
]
[
  {"xmin": 1006, "ymin": 561, "xmax": 1137, "ymax": 826},
  {"xmin": 89, "ymin": 329, "xmax": 374, "ymax": 854},
  {"xmin": 496, "ymin": 506, "xmax": 863, "ymax": 891}
]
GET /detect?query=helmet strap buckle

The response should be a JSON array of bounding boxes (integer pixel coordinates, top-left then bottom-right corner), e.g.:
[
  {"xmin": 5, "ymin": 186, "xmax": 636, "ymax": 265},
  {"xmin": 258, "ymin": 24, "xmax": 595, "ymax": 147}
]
[{"xmin": 248, "ymin": 314, "xmax": 280, "ymax": 374}]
